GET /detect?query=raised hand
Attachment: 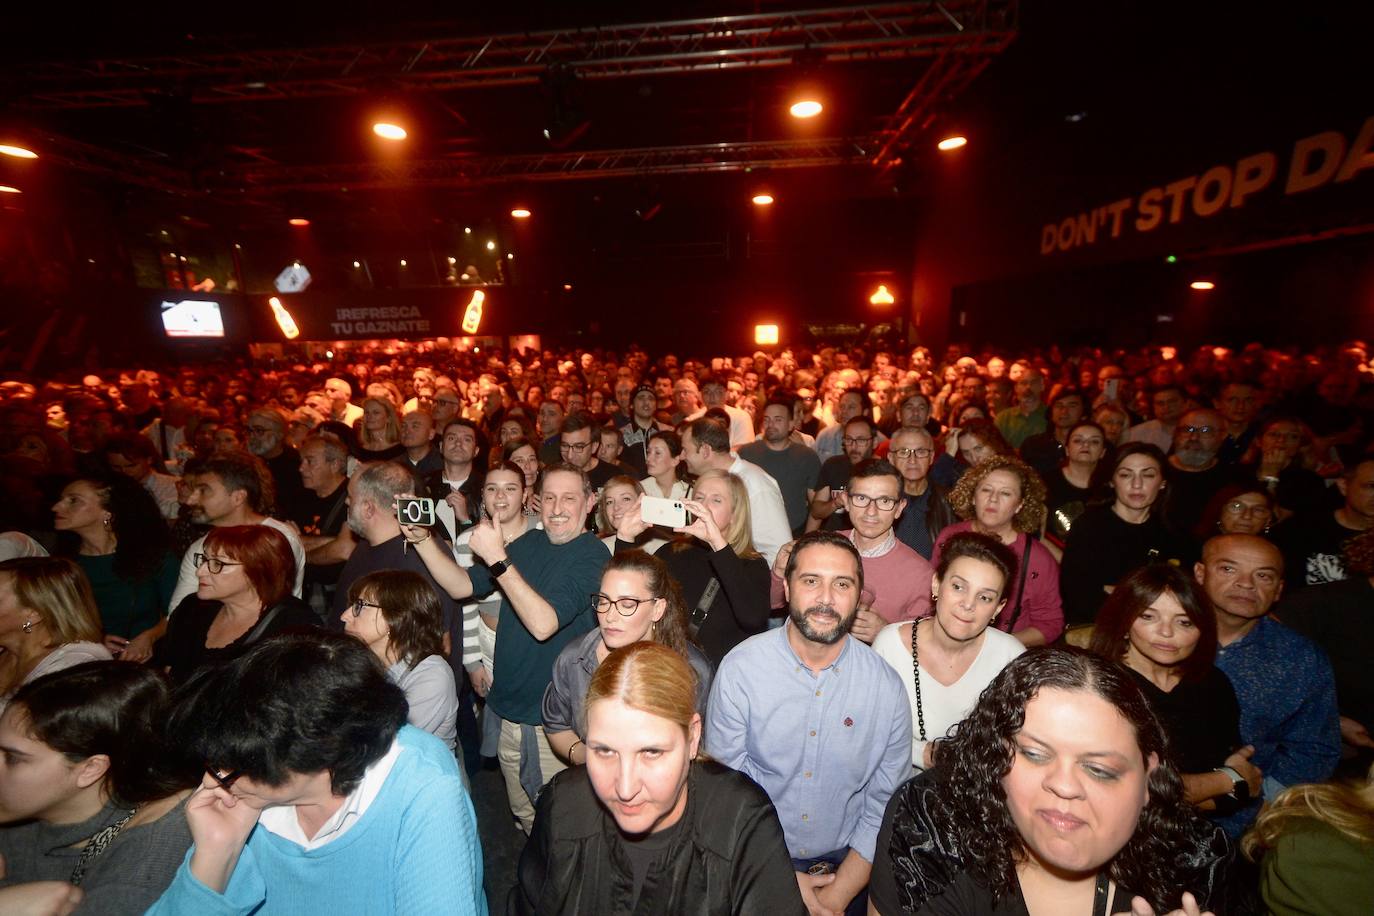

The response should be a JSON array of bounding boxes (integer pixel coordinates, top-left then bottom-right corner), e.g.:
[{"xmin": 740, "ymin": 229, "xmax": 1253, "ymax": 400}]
[
  {"xmin": 674, "ymin": 499, "xmax": 727, "ymax": 552},
  {"xmin": 617, "ymin": 494, "xmax": 651, "ymax": 542},
  {"xmin": 468, "ymin": 517, "xmax": 506, "ymax": 564}
]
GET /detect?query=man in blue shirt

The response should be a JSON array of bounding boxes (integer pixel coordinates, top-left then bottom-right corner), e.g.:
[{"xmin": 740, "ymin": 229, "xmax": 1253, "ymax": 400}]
[
  {"xmin": 706, "ymin": 531, "xmax": 910, "ymax": 916},
  {"xmin": 1197, "ymin": 533, "xmax": 1340, "ymax": 837}
]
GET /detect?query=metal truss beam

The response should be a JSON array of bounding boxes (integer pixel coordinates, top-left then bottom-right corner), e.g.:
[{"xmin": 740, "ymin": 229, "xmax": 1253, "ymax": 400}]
[{"xmin": 12, "ymin": 2, "xmax": 1016, "ymax": 109}]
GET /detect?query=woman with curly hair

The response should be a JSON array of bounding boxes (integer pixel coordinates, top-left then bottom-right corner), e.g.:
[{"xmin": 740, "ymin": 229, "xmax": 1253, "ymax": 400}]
[
  {"xmin": 932, "ymin": 455, "xmax": 1064, "ymax": 645},
  {"xmin": 1243, "ymin": 763, "xmax": 1374, "ymax": 914},
  {"xmin": 869, "ymin": 649, "xmax": 1249, "ymax": 915}
]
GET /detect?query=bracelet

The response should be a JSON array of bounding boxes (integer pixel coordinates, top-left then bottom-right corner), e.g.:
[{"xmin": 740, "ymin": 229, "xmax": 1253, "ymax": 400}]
[
  {"xmin": 404, "ymin": 531, "xmax": 431, "ymax": 546},
  {"xmin": 570, "ymin": 739, "xmax": 584, "ymax": 763}
]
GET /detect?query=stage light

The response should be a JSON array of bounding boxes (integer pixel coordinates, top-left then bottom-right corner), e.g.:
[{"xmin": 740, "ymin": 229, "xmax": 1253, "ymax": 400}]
[
  {"xmin": 462, "ymin": 290, "xmax": 486, "ymax": 334},
  {"xmin": 506, "ymin": 253, "xmax": 514, "ymax": 260},
  {"xmin": 400, "ymin": 259, "xmax": 408, "ymax": 267},
  {"xmin": 510, "ymin": 208, "xmax": 531, "ymax": 219},
  {"xmin": 0, "ymin": 185, "xmax": 20, "ymax": 194},
  {"xmin": 288, "ymin": 218, "xmax": 310, "ymax": 227},
  {"xmin": 372, "ymin": 122, "xmax": 407, "ymax": 140},
  {"xmin": 464, "ymin": 227, "xmax": 472, "ymax": 234},
  {"xmin": 752, "ymin": 194, "xmax": 774, "ymax": 206},
  {"xmin": 563, "ymin": 284, "xmax": 573, "ymax": 291},
  {"xmin": 268, "ymin": 297, "xmax": 301, "ymax": 339},
  {"xmin": 789, "ymin": 100, "xmax": 823, "ymax": 119},
  {"xmin": 0, "ymin": 144, "xmax": 37, "ymax": 159},
  {"xmin": 1190, "ymin": 280, "xmax": 1215, "ymax": 290},
  {"xmin": 937, "ymin": 136, "xmax": 968, "ymax": 151},
  {"xmin": 352, "ymin": 261, "xmax": 361, "ymax": 268},
  {"xmin": 486, "ymin": 241, "xmax": 496, "ymax": 250},
  {"xmin": 755, "ymin": 324, "xmax": 779, "ymax": 346},
  {"xmin": 869, "ymin": 285, "xmax": 896, "ymax": 306}
]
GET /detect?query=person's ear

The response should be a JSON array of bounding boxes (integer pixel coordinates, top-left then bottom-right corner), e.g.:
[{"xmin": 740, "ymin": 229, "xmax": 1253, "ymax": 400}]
[
  {"xmin": 1193, "ymin": 561, "xmax": 1206, "ymax": 586},
  {"xmin": 893, "ymin": 496, "xmax": 907, "ymax": 520},
  {"xmin": 688, "ymin": 713, "xmax": 703, "ymax": 759},
  {"xmin": 650, "ymin": 596, "xmax": 668, "ymax": 624},
  {"xmin": 74, "ymin": 754, "xmax": 111, "ymax": 791}
]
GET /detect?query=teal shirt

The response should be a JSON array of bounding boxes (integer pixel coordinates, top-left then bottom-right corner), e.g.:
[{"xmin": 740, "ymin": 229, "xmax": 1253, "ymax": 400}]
[
  {"xmin": 148, "ymin": 726, "xmax": 487, "ymax": 915},
  {"xmin": 74, "ymin": 552, "xmax": 178, "ymax": 638}
]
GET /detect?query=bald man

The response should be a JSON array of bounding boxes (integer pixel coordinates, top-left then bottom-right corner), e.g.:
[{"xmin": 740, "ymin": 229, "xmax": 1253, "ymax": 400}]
[{"xmin": 1197, "ymin": 534, "xmax": 1339, "ymax": 836}]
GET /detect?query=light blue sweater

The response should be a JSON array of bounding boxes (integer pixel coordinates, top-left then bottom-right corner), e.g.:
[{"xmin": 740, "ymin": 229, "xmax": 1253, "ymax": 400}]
[{"xmin": 148, "ymin": 726, "xmax": 487, "ymax": 915}]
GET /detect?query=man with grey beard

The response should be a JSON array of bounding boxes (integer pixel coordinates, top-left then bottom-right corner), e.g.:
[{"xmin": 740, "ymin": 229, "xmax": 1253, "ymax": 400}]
[
  {"xmin": 245, "ymin": 406, "xmax": 305, "ymax": 518},
  {"xmin": 1163, "ymin": 407, "xmax": 1242, "ymax": 543}
]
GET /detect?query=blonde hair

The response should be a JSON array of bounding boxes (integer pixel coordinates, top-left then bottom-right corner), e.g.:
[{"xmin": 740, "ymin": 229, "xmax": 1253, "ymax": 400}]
[
  {"xmin": 585, "ymin": 642, "xmax": 702, "ymax": 759},
  {"xmin": 597, "ymin": 475, "xmax": 644, "ymax": 536},
  {"xmin": 358, "ymin": 397, "xmax": 401, "ymax": 449},
  {"xmin": 1243, "ymin": 765, "xmax": 1374, "ymax": 859},
  {"xmin": 0, "ymin": 558, "xmax": 104, "ymax": 646},
  {"xmin": 681, "ymin": 469, "xmax": 760, "ymax": 559}
]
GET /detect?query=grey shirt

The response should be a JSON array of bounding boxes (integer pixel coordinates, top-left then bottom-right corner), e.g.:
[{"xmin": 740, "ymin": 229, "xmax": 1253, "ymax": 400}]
[
  {"xmin": 0, "ymin": 796, "xmax": 192, "ymax": 915},
  {"xmin": 737, "ymin": 440, "xmax": 822, "ymax": 535},
  {"xmin": 542, "ymin": 628, "xmax": 715, "ymax": 738}
]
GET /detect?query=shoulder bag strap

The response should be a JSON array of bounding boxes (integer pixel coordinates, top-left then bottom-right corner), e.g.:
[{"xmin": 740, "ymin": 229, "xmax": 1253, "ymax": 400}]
[
  {"xmin": 687, "ymin": 577, "xmax": 721, "ymax": 639},
  {"xmin": 241, "ymin": 602, "xmax": 287, "ymax": 646},
  {"xmin": 1002, "ymin": 536, "xmax": 1034, "ymax": 632}
]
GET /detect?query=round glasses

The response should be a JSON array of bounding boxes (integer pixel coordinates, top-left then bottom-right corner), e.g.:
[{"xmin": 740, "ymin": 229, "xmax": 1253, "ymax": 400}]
[
  {"xmin": 193, "ymin": 553, "xmax": 243, "ymax": 575},
  {"xmin": 590, "ymin": 594, "xmax": 661, "ymax": 616}
]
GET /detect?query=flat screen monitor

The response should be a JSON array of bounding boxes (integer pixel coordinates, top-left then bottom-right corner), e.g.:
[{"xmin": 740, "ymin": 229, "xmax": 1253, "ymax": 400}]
[{"xmin": 160, "ymin": 299, "xmax": 225, "ymax": 338}]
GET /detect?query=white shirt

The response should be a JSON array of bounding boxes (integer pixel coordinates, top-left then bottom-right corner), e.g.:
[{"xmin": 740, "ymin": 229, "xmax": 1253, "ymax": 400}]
[
  {"xmin": 143, "ymin": 471, "xmax": 180, "ymax": 520},
  {"xmin": 640, "ymin": 478, "xmax": 689, "ymax": 500},
  {"xmin": 168, "ymin": 517, "xmax": 307, "ymax": 613},
  {"xmin": 257, "ymin": 736, "xmax": 402, "ymax": 850},
  {"xmin": 872, "ymin": 621, "xmax": 1025, "ymax": 769},
  {"xmin": 688, "ymin": 406, "xmax": 756, "ymax": 449},
  {"xmin": 726, "ymin": 454, "xmax": 792, "ymax": 568}
]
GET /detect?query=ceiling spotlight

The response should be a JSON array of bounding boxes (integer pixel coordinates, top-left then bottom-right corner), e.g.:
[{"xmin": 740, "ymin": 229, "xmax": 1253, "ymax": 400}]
[
  {"xmin": 506, "ymin": 253, "xmax": 514, "ymax": 260},
  {"xmin": 400, "ymin": 259, "xmax": 408, "ymax": 267},
  {"xmin": 869, "ymin": 284, "xmax": 896, "ymax": 306},
  {"xmin": 352, "ymin": 261, "xmax": 361, "ymax": 268},
  {"xmin": 0, "ymin": 144, "xmax": 37, "ymax": 159},
  {"xmin": 937, "ymin": 136, "xmax": 968, "ymax": 151},
  {"xmin": 486, "ymin": 241, "xmax": 496, "ymax": 251},
  {"xmin": 372, "ymin": 122, "xmax": 407, "ymax": 141},
  {"xmin": 0, "ymin": 185, "xmax": 20, "ymax": 194},
  {"xmin": 1190, "ymin": 280, "xmax": 1216, "ymax": 290},
  {"xmin": 464, "ymin": 226, "xmax": 472, "ymax": 234},
  {"xmin": 510, "ymin": 208, "xmax": 532, "ymax": 219},
  {"xmin": 789, "ymin": 100, "xmax": 823, "ymax": 119},
  {"xmin": 752, "ymin": 194, "xmax": 775, "ymax": 206},
  {"xmin": 447, "ymin": 256, "xmax": 457, "ymax": 265},
  {"xmin": 288, "ymin": 217, "xmax": 310, "ymax": 227}
]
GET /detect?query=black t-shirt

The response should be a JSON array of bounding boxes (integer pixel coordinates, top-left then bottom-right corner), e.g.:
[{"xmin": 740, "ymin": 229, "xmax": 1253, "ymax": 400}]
[
  {"xmin": 1277, "ymin": 576, "xmax": 1374, "ymax": 730},
  {"xmin": 621, "ymin": 818, "xmax": 685, "ymax": 911},
  {"xmin": 814, "ymin": 455, "xmax": 856, "ymax": 532},
  {"xmin": 156, "ymin": 595, "xmax": 319, "ymax": 685},
  {"xmin": 1273, "ymin": 511, "xmax": 1362, "ymax": 588},
  {"xmin": 1059, "ymin": 506, "xmax": 1194, "ymax": 627},
  {"xmin": 1127, "ymin": 666, "xmax": 1242, "ymax": 774},
  {"xmin": 1162, "ymin": 463, "xmax": 1243, "ymax": 543},
  {"xmin": 1043, "ymin": 470, "xmax": 1097, "ymax": 546}
]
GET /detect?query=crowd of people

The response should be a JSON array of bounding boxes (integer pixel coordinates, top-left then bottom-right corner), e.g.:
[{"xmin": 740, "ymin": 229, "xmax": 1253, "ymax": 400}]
[{"xmin": 0, "ymin": 335, "xmax": 1371, "ymax": 914}]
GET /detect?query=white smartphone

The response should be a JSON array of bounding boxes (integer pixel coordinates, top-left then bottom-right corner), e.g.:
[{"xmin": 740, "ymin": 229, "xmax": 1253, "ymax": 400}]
[{"xmin": 641, "ymin": 495, "xmax": 688, "ymax": 528}]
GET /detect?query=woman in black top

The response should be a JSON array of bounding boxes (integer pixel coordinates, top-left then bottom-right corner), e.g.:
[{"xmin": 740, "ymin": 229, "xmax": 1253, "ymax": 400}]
[
  {"xmin": 353, "ymin": 397, "xmax": 405, "ymax": 462},
  {"xmin": 1044, "ymin": 421, "xmax": 1108, "ymax": 548},
  {"xmin": 870, "ymin": 650, "xmax": 1248, "ymax": 916},
  {"xmin": 513, "ymin": 642, "xmax": 802, "ymax": 915},
  {"xmin": 1059, "ymin": 444, "xmax": 1191, "ymax": 628},
  {"xmin": 1089, "ymin": 564, "xmax": 1261, "ymax": 815},
  {"xmin": 155, "ymin": 525, "xmax": 315, "ymax": 684},
  {"xmin": 614, "ymin": 468, "xmax": 769, "ymax": 666}
]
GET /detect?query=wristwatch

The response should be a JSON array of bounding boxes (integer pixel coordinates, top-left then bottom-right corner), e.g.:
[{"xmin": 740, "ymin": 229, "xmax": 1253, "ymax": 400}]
[
  {"xmin": 1215, "ymin": 765, "xmax": 1250, "ymax": 803},
  {"xmin": 488, "ymin": 558, "xmax": 513, "ymax": 578}
]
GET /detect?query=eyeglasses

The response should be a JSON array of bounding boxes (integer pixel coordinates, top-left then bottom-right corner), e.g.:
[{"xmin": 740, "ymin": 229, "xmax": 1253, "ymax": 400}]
[
  {"xmin": 591, "ymin": 594, "xmax": 662, "ymax": 616},
  {"xmin": 348, "ymin": 599, "xmax": 384, "ymax": 617},
  {"xmin": 847, "ymin": 493, "xmax": 901, "ymax": 511},
  {"xmin": 205, "ymin": 766, "xmax": 242, "ymax": 791},
  {"xmin": 1179, "ymin": 425, "xmax": 1216, "ymax": 435},
  {"xmin": 891, "ymin": 447, "xmax": 934, "ymax": 460},
  {"xmin": 245, "ymin": 425, "xmax": 276, "ymax": 435},
  {"xmin": 842, "ymin": 437, "xmax": 873, "ymax": 446},
  {"xmin": 1224, "ymin": 501, "xmax": 1271, "ymax": 517},
  {"xmin": 560, "ymin": 441, "xmax": 592, "ymax": 453},
  {"xmin": 193, "ymin": 553, "xmax": 243, "ymax": 574}
]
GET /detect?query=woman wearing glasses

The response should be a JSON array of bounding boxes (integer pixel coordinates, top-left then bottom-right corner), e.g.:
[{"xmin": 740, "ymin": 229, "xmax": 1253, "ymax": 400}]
[
  {"xmin": 1197, "ymin": 484, "xmax": 1277, "ymax": 540},
  {"xmin": 341, "ymin": 570, "xmax": 458, "ymax": 752},
  {"xmin": 155, "ymin": 526, "xmax": 316, "ymax": 685},
  {"xmin": 542, "ymin": 550, "xmax": 713, "ymax": 767}
]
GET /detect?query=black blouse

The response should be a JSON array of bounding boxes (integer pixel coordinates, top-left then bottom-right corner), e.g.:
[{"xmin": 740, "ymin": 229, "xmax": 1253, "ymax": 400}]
[
  {"xmin": 155, "ymin": 595, "xmax": 319, "ymax": 685},
  {"xmin": 1127, "ymin": 666, "xmax": 1242, "ymax": 774}
]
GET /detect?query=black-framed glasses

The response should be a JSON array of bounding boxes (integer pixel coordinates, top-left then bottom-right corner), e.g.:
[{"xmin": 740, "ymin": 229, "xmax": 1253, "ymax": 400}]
[
  {"xmin": 842, "ymin": 436, "xmax": 873, "ymax": 446},
  {"xmin": 349, "ymin": 599, "xmax": 384, "ymax": 618},
  {"xmin": 591, "ymin": 593, "xmax": 661, "ymax": 616},
  {"xmin": 891, "ymin": 447, "xmax": 934, "ymax": 460},
  {"xmin": 193, "ymin": 553, "xmax": 243, "ymax": 575},
  {"xmin": 847, "ymin": 493, "xmax": 901, "ymax": 511},
  {"xmin": 560, "ymin": 441, "xmax": 592, "ymax": 453},
  {"xmin": 205, "ymin": 766, "xmax": 242, "ymax": 791}
]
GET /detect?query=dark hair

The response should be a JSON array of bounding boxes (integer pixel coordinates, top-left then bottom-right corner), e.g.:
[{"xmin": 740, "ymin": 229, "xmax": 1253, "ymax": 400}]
[
  {"xmin": 442, "ymin": 418, "xmax": 489, "ymax": 473},
  {"xmin": 536, "ymin": 460, "xmax": 593, "ymax": 497},
  {"xmin": 1048, "ymin": 386, "xmax": 1085, "ymax": 407},
  {"xmin": 955, "ymin": 419, "xmax": 1012, "ymax": 457},
  {"xmin": 502, "ymin": 436, "xmax": 538, "ymax": 462},
  {"xmin": 201, "ymin": 450, "xmax": 275, "ymax": 516},
  {"xmin": 100, "ymin": 431, "xmax": 158, "ymax": 465},
  {"xmin": 935, "ymin": 531, "xmax": 1017, "ymax": 599},
  {"xmin": 1111, "ymin": 442, "xmax": 1167, "ymax": 475},
  {"xmin": 930, "ymin": 649, "xmax": 1204, "ymax": 911},
  {"xmin": 603, "ymin": 550, "xmax": 692, "ymax": 657},
  {"xmin": 1195, "ymin": 483, "xmax": 1275, "ymax": 541},
  {"xmin": 843, "ymin": 415, "xmax": 876, "ymax": 438},
  {"xmin": 58, "ymin": 473, "xmax": 172, "ymax": 582},
  {"xmin": 203, "ymin": 525, "xmax": 296, "ymax": 608},
  {"xmin": 1088, "ymin": 565, "xmax": 1219, "ymax": 681},
  {"xmin": 560, "ymin": 412, "xmax": 594, "ymax": 437},
  {"xmin": 12, "ymin": 661, "xmax": 198, "ymax": 806},
  {"xmin": 648, "ymin": 429, "xmax": 683, "ymax": 458},
  {"xmin": 783, "ymin": 530, "xmax": 864, "ymax": 595},
  {"xmin": 685, "ymin": 416, "xmax": 730, "ymax": 453},
  {"xmin": 348, "ymin": 570, "xmax": 446, "ymax": 669},
  {"xmin": 166, "ymin": 631, "xmax": 407, "ymax": 796},
  {"xmin": 848, "ymin": 457, "xmax": 903, "ymax": 491},
  {"xmin": 484, "ymin": 459, "xmax": 529, "ymax": 487}
]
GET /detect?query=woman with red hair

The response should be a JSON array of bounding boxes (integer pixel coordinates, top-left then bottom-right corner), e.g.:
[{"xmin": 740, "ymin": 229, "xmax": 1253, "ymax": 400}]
[{"xmin": 155, "ymin": 526, "xmax": 317, "ymax": 684}]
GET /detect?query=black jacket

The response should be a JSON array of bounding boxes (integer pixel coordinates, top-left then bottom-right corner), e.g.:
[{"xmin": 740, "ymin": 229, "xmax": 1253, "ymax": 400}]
[{"xmin": 509, "ymin": 761, "xmax": 805, "ymax": 916}]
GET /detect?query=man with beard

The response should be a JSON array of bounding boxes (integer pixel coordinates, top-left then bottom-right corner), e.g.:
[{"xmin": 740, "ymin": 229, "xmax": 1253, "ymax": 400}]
[
  {"xmin": 428, "ymin": 462, "xmax": 607, "ymax": 832},
  {"xmin": 244, "ymin": 407, "xmax": 305, "ymax": 518},
  {"xmin": 1197, "ymin": 534, "xmax": 1340, "ymax": 837},
  {"xmin": 707, "ymin": 531, "xmax": 910, "ymax": 916},
  {"xmin": 738, "ymin": 398, "xmax": 821, "ymax": 536},
  {"xmin": 168, "ymin": 451, "xmax": 307, "ymax": 610},
  {"xmin": 1163, "ymin": 407, "xmax": 1242, "ymax": 541}
]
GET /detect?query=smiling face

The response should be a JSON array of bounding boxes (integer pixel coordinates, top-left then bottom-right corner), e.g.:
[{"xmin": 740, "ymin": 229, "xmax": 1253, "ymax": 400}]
[
  {"xmin": 585, "ymin": 696, "xmax": 698, "ymax": 836},
  {"xmin": 482, "ymin": 468, "xmax": 526, "ymax": 526},
  {"xmin": 1001, "ymin": 687, "xmax": 1154, "ymax": 878},
  {"xmin": 933, "ymin": 555, "xmax": 1007, "ymax": 642},
  {"xmin": 595, "ymin": 568, "xmax": 666, "ymax": 650},
  {"xmin": 973, "ymin": 469, "xmax": 1024, "ymax": 534},
  {"xmin": 1124, "ymin": 589, "xmax": 1200, "ymax": 671},
  {"xmin": 601, "ymin": 482, "xmax": 639, "ymax": 531},
  {"xmin": 784, "ymin": 542, "xmax": 861, "ymax": 645},
  {"xmin": 539, "ymin": 469, "xmax": 593, "ymax": 545}
]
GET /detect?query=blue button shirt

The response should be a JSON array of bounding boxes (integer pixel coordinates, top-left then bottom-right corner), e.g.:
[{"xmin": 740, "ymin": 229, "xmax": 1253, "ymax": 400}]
[{"xmin": 705, "ymin": 624, "xmax": 911, "ymax": 861}]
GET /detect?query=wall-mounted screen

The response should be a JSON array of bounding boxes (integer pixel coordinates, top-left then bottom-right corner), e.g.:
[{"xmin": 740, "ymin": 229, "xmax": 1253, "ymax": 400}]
[{"xmin": 160, "ymin": 299, "xmax": 225, "ymax": 338}]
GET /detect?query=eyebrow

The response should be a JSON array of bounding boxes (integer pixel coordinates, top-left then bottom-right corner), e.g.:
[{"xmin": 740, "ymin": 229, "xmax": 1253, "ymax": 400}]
[
  {"xmin": 1210, "ymin": 555, "xmax": 1280, "ymax": 573},
  {"xmin": 0, "ymin": 744, "xmax": 29, "ymax": 758},
  {"xmin": 1018, "ymin": 731, "xmax": 1130, "ymax": 762}
]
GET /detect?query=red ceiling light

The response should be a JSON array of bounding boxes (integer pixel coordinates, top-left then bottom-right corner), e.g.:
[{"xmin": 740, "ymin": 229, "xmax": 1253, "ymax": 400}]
[
  {"xmin": 1190, "ymin": 280, "xmax": 1216, "ymax": 290},
  {"xmin": 510, "ymin": 208, "xmax": 532, "ymax": 219},
  {"xmin": 288, "ymin": 217, "xmax": 310, "ymax": 227},
  {"xmin": 751, "ymin": 193, "xmax": 775, "ymax": 206},
  {"xmin": 937, "ymin": 136, "xmax": 968, "ymax": 151},
  {"xmin": 372, "ymin": 122, "xmax": 407, "ymax": 141},
  {"xmin": 789, "ymin": 99, "xmax": 823, "ymax": 119},
  {"xmin": 0, "ymin": 144, "xmax": 37, "ymax": 159},
  {"xmin": 0, "ymin": 185, "xmax": 21, "ymax": 194}
]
